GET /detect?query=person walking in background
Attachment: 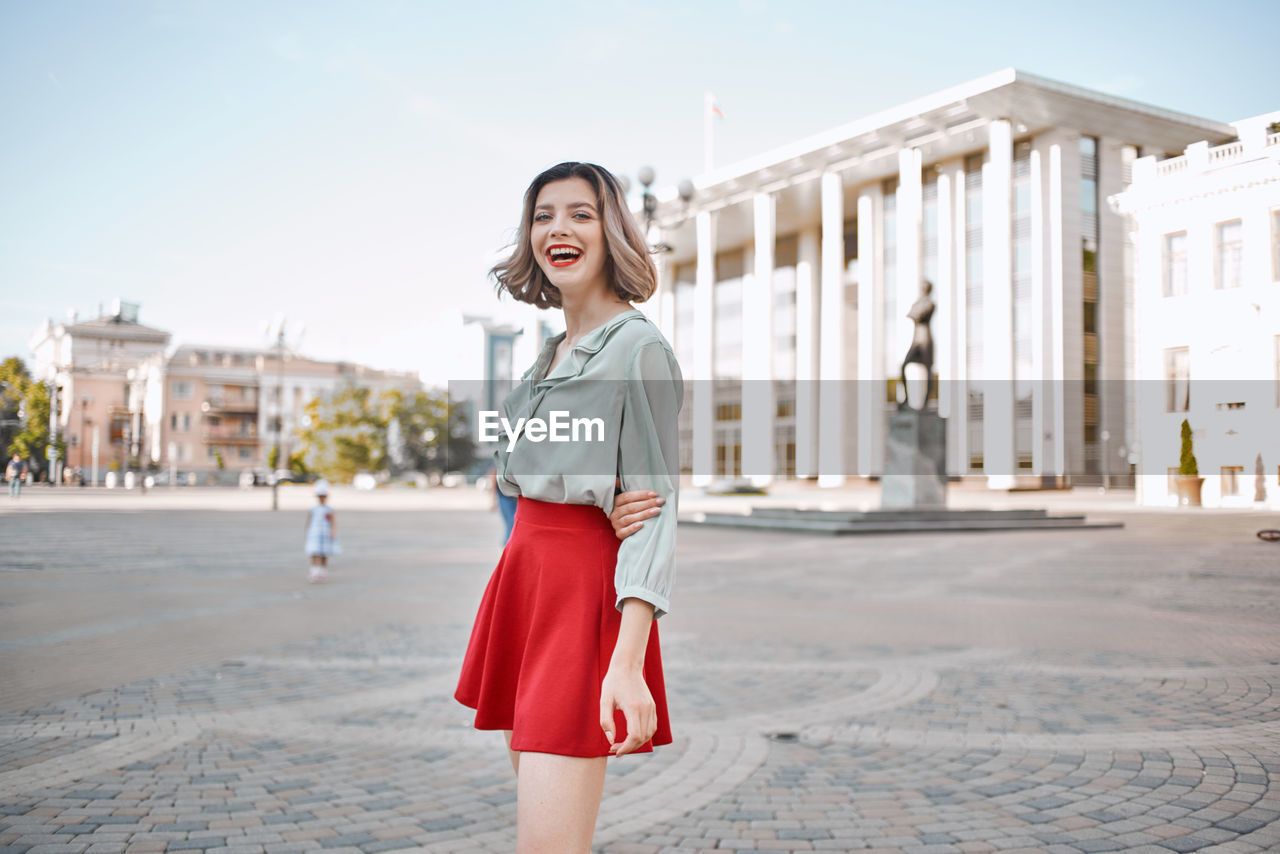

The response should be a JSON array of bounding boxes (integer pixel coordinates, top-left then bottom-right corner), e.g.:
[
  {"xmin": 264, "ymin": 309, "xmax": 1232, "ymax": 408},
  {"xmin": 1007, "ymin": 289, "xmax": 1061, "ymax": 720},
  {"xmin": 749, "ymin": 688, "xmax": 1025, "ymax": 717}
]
[
  {"xmin": 487, "ymin": 463, "xmax": 518, "ymax": 544},
  {"xmin": 304, "ymin": 479, "xmax": 337, "ymax": 583},
  {"xmin": 6, "ymin": 453, "xmax": 26, "ymax": 499}
]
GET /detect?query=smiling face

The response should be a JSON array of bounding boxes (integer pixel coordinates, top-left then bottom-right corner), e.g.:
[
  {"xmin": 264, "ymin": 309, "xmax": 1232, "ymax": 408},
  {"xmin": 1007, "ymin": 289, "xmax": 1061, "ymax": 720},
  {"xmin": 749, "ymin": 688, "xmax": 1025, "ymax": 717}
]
[{"xmin": 530, "ymin": 176, "xmax": 611, "ymax": 302}]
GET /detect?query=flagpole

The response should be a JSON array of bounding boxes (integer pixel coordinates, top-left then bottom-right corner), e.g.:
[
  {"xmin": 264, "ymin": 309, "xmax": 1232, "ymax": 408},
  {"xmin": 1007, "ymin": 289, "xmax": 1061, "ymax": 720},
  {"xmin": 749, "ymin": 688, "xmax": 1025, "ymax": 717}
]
[{"xmin": 703, "ymin": 91, "xmax": 714, "ymax": 174}]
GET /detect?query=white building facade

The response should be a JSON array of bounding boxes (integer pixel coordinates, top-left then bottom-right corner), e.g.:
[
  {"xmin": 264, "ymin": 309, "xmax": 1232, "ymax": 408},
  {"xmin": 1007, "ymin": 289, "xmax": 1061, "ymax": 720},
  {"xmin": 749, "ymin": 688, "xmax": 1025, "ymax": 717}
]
[
  {"xmin": 1113, "ymin": 112, "xmax": 1280, "ymax": 508},
  {"xmin": 649, "ymin": 70, "xmax": 1235, "ymax": 489}
]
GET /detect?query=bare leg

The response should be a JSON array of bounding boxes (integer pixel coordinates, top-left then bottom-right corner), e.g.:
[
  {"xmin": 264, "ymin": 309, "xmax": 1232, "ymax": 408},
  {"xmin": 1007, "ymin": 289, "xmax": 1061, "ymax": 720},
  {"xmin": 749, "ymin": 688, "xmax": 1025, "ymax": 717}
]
[
  {"xmin": 515, "ymin": 752, "xmax": 607, "ymax": 854},
  {"xmin": 503, "ymin": 730, "xmax": 519, "ymax": 775}
]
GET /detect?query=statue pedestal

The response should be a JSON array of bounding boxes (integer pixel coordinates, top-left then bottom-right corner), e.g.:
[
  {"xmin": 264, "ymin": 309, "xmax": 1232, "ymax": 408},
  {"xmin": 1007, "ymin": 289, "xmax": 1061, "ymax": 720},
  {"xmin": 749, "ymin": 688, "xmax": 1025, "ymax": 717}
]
[{"xmin": 881, "ymin": 409, "xmax": 947, "ymax": 509}]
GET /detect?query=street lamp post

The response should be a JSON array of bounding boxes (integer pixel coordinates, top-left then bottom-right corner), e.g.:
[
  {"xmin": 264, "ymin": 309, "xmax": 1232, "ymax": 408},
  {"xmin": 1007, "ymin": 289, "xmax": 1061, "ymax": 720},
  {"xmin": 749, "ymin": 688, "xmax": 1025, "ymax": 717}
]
[
  {"xmin": 632, "ymin": 166, "xmax": 695, "ymax": 255},
  {"xmin": 272, "ymin": 323, "xmax": 286, "ymax": 512},
  {"xmin": 46, "ymin": 374, "xmax": 60, "ymax": 487},
  {"xmin": 79, "ymin": 395, "xmax": 90, "ymax": 482}
]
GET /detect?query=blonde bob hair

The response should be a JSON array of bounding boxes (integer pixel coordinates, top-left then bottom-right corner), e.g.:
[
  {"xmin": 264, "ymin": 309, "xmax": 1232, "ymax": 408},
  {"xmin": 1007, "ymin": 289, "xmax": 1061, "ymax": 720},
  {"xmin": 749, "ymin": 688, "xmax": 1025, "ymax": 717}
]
[{"xmin": 491, "ymin": 162, "xmax": 658, "ymax": 309}]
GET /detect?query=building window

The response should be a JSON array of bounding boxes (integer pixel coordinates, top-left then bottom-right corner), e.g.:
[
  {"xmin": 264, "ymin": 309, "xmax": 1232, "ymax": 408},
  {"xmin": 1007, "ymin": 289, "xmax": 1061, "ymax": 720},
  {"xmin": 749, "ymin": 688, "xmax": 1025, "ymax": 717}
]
[
  {"xmin": 1273, "ymin": 209, "xmax": 1280, "ymax": 281},
  {"xmin": 713, "ymin": 250, "xmax": 744, "ymax": 379},
  {"xmin": 1165, "ymin": 347, "xmax": 1190, "ymax": 412},
  {"xmin": 1275, "ymin": 336, "xmax": 1280, "ymax": 408},
  {"xmin": 1221, "ymin": 466, "xmax": 1243, "ymax": 496},
  {"xmin": 1215, "ymin": 219, "xmax": 1243, "ymax": 289},
  {"xmin": 773, "ymin": 235, "xmax": 799, "ymax": 382},
  {"xmin": 238, "ymin": 447, "xmax": 252, "ymax": 460},
  {"xmin": 170, "ymin": 414, "xmax": 177, "ymax": 430},
  {"xmin": 715, "ymin": 402, "xmax": 741, "ymax": 422},
  {"xmin": 1081, "ymin": 136, "xmax": 1101, "ymax": 474},
  {"xmin": 922, "ymin": 170, "xmax": 939, "ymax": 285},
  {"xmin": 1163, "ymin": 232, "xmax": 1188, "ymax": 296},
  {"xmin": 172, "ymin": 381, "xmax": 193, "ymax": 400},
  {"xmin": 843, "ymin": 217, "xmax": 858, "ymax": 268}
]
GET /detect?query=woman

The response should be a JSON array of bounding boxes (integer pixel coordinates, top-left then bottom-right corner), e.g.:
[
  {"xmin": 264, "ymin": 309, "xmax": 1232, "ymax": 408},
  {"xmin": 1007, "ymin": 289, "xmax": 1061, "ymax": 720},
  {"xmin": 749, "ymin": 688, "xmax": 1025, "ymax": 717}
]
[{"xmin": 454, "ymin": 161, "xmax": 682, "ymax": 853}]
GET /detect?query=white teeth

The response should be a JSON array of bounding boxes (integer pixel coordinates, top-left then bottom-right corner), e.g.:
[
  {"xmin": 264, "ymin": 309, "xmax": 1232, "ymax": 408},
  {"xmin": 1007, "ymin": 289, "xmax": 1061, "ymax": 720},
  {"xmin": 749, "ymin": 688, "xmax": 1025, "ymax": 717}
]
[{"xmin": 550, "ymin": 247, "xmax": 581, "ymax": 257}]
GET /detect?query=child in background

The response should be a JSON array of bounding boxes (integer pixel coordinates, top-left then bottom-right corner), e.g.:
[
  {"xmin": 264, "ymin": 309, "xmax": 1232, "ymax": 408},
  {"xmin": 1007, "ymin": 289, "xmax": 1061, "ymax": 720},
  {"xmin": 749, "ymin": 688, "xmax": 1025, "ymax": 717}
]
[{"xmin": 305, "ymin": 479, "xmax": 337, "ymax": 583}]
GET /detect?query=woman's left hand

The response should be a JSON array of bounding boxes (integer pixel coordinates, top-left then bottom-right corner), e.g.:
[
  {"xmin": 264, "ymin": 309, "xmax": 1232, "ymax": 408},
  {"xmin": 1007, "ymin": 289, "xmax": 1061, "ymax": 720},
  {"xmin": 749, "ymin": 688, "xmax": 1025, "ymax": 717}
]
[{"xmin": 599, "ymin": 666, "xmax": 656, "ymax": 756}]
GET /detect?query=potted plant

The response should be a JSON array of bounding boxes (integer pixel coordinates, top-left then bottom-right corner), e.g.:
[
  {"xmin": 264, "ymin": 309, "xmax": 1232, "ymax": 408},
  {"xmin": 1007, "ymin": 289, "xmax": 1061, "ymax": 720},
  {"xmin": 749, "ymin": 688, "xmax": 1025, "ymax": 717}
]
[{"xmin": 1175, "ymin": 419, "xmax": 1204, "ymax": 506}]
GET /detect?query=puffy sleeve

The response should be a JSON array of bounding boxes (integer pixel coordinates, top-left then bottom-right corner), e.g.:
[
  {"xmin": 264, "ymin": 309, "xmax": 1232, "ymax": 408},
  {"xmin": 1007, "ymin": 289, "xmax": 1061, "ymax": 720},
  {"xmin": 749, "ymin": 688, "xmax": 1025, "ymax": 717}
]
[{"xmin": 614, "ymin": 340, "xmax": 683, "ymax": 619}]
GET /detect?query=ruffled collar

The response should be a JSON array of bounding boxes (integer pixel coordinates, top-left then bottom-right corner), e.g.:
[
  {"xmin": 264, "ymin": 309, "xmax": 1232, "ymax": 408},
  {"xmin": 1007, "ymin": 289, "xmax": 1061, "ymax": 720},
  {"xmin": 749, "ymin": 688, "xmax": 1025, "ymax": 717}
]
[{"xmin": 523, "ymin": 308, "xmax": 645, "ymax": 389}]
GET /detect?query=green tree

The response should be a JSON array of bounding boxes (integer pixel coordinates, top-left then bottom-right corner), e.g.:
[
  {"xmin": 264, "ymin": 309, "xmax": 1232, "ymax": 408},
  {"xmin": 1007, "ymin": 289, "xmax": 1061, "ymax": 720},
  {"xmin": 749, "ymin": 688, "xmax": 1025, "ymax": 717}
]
[
  {"xmin": 296, "ymin": 386, "xmax": 475, "ymax": 483},
  {"xmin": 287, "ymin": 449, "xmax": 310, "ymax": 478},
  {"xmin": 1178, "ymin": 419, "xmax": 1198, "ymax": 476},
  {"xmin": 0, "ymin": 357, "xmax": 29, "ymax": 455},
  {"xmin": 0, "ymin": 357, "xmax": 59, "ymax": 474},
  {"xmin": 386, "ymin": 389, "xmax": 475, "ymax": 477},
  {"xmin": 296, "ymin": 386, "xmax": 392, "ymax": 483}
]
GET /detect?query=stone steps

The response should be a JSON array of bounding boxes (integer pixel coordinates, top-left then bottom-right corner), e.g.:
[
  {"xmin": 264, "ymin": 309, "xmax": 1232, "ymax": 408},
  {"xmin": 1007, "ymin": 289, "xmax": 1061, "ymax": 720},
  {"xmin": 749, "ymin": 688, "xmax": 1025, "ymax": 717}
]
[{"xmin": 686, "ymin": 507, "xmax": 1122, "ymax": 535}]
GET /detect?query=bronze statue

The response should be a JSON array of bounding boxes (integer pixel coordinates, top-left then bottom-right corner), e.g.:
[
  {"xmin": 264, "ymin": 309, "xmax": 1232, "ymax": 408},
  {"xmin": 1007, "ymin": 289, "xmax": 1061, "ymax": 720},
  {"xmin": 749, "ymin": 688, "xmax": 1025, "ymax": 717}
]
[{"xmin": 899, "ymin": 280, "xmax": 935, "ymax": 409}]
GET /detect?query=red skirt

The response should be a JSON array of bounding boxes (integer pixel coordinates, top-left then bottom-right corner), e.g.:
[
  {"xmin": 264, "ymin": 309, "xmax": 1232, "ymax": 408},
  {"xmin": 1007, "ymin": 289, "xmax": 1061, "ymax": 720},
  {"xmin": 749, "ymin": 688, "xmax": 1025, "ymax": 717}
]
[{"xmin": 455, "ymin": 497, "xmax": 672, "ymax": 757}]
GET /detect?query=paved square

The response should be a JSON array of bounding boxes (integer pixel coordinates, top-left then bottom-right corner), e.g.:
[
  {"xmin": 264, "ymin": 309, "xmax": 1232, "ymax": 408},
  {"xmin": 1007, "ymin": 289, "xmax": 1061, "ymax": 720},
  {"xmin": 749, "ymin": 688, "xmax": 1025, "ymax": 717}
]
[{"xmin": 1, "ymin": 489, "xmax": 1278, "ymax": 853}]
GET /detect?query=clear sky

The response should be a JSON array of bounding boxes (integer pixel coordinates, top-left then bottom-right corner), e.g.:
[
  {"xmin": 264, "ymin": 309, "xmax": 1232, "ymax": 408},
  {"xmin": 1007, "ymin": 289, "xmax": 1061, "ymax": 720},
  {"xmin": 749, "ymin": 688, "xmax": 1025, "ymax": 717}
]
[{"xmin": 2, "ymin": 0, "xmax": 1276, "ymax": 386}]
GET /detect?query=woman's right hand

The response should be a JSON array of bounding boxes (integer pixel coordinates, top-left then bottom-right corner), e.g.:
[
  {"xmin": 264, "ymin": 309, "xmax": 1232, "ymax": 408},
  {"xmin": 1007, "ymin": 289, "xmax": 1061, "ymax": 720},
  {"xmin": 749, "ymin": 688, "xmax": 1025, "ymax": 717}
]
[{"xmin": 609, "ymin": 489, "xmax": 664, "ymax": 541}]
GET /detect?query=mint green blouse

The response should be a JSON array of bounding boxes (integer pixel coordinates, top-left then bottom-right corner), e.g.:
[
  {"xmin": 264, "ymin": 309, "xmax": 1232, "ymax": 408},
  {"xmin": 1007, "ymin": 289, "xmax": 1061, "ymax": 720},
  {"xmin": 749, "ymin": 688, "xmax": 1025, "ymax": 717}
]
[{"xmin": 493, "ymin": 309, "xmax": 683, "ymax": 618}]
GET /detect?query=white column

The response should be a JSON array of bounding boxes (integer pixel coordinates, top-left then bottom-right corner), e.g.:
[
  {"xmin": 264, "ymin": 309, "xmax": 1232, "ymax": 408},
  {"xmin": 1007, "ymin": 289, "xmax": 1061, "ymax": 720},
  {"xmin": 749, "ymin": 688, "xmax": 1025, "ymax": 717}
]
[
  {"xmin": 983, "ymin": 119, "xmax": 1015, "ymax": 489},
  {"xmin": 692, "ymin": 210, "xmax": 716, "ymax": 487},
  {"xmin": 1049, "ymin": 143, "xmax": 1066, "ymax": 478},
  {"xmin": 897, "ymin": 148, "xmax": 923, "ymax": 384},
  {"xmin": 950, "ymin": 164, "xmax": 968, "ymax": 475},
  {"xmin": 936, "ymin": 171, "xmax": 953, "ymax": 419},
  {"xmin": 1133, "ymin": 212, "xmax": 1161, "ymax": 505},
  {"xmin": 856, "ymin": 189, "xmax": 877, "ymax": 476},
  {"xmin": 794, "ymin": 226, "xmax": 820, "ymax": 478},
  {"xmin": 1030, "ymin": 147, "xmax": 1046, "ymax": 476},
  {"xmin": 658, "ymin": 261, "xmax": 676, "ymax": 340},
  {"xmin": 742, "ymin": 192, "xmax": 776, "ymax": 486},
  {"xmin": 818, "ymin": 170, "xmax": 846, "ymax": 486}
]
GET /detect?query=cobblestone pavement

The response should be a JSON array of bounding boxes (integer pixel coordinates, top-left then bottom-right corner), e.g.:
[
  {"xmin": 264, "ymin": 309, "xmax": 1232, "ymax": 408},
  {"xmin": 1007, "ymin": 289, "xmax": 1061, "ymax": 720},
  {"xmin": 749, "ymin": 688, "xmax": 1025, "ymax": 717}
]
[{"xmin": 2, "ymin": 492, "xmax": 1279, "ymax": 853}]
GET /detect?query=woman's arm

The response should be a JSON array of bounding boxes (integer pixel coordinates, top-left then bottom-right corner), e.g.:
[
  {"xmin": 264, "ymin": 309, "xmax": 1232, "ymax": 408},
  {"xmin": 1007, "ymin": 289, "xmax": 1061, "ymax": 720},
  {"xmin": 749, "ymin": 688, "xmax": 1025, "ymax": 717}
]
[
  {"xmin": 611, "ymin": 341, "xmax": 682, "ymax": 618},
  {"xmin": 599, "ymin": 597, "xmax": 656, "ymax": 756}
]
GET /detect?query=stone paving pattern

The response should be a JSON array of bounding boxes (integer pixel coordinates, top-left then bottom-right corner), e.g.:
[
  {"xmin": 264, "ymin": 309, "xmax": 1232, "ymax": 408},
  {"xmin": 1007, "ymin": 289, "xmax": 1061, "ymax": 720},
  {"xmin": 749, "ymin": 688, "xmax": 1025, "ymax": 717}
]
[{"xmin": 1, "ymin": 493, "xmax": 1279, "ymax": 852}]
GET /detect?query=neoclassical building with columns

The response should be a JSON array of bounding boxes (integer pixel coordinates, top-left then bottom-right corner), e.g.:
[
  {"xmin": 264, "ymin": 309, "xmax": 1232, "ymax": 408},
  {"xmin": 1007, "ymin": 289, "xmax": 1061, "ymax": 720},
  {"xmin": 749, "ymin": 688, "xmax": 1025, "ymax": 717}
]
[{"xmin": 641, "ymin": 69, "xmax": 1235, "ymax": 489}]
